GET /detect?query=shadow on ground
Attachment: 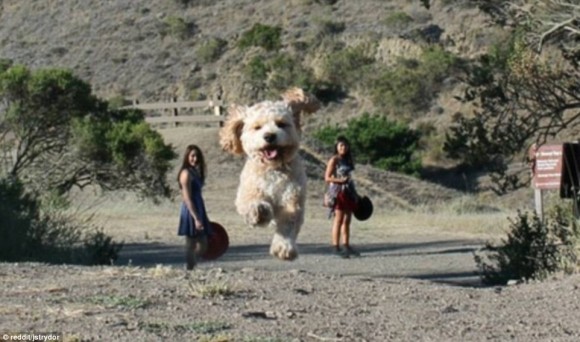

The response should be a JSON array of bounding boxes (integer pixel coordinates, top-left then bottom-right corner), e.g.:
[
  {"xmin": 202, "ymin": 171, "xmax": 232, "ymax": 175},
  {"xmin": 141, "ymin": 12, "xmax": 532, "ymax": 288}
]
[{"xmin": 118, "ymin": 239, "xmax": 484, "ymax": 287}]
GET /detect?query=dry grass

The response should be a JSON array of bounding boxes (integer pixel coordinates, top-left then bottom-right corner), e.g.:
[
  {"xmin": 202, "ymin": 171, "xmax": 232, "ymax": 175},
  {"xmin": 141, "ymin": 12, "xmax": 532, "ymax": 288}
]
[{"xmin": 188, "ymin": 280, "xmax": 236, "ymax": 299}]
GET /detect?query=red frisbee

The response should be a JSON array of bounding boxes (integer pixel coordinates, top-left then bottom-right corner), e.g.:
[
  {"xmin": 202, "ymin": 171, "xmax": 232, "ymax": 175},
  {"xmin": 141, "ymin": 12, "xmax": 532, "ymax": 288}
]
[{"xmin": 201, "ymin": 221, "xmax": 229, "ymax": 260}]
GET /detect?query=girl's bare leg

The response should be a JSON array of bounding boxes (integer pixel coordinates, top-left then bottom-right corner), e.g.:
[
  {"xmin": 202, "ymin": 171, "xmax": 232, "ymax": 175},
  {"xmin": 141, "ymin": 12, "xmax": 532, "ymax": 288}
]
[
  {"xmin": 332, "ymin": 209, "xmax": 345, "ymax": 250},
  {"xmin": 341, "ymin": 212, "xmax": 352, "ymax": 247}
]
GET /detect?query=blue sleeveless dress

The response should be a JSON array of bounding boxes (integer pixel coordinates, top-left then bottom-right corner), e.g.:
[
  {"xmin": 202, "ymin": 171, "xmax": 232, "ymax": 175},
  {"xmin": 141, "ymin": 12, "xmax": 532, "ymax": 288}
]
[{"xmin": 177, "ymin": 168, "xmax": 212, "ymax": 237}]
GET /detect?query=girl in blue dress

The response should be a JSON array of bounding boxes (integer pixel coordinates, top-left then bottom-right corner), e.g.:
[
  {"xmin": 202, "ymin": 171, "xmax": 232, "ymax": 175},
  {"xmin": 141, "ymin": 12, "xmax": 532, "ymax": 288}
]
[{"xmin": 177, "ymin": 144, "xmax": 212, "ymax": 270}]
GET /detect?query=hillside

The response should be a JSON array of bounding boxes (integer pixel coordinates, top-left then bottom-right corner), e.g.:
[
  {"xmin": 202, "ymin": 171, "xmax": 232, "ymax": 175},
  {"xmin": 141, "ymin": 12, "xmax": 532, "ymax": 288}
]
[
  {"xmin": 0, "ymin": 1, "xmax": 491, "ymax": 98},
  {"xmin": 0, "ymin": 0, "xmax": 516, "ymax": 208}
]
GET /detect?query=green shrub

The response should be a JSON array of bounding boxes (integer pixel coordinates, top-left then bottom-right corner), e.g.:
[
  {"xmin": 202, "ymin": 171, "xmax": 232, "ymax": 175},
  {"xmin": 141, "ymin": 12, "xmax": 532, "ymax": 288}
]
[
  {"xmin": 315, "ymin": 19, "xmax": 346, "ymax": 38},
  {"xmin": 0, "ymin": 178, "xmax": 123, "ymax": 265},
  {"xmin": 243, "ymin": 56, "xmax": 269, "ymax": 85},
  {"xmin": 242, "ymin": 53, "xmax": 318, "ymax": 95},
  {"xmin": 81, "ymin": 228, "xmax": 123, "ymax": 265},
  {"xmin": 173, "ymin": 0, "xmax": 192, "ymax": 6},
  {"xmin": 369, "ymin": 46, "xmax": 458, "ymax": 115},
  {"xmin": 319, "ymin": 44, "xmax": 375, "ymax": 88},
  {"xmin": 0, "ymin": 178, "xmax": 38, "ymax": 260},
  {"xmin": 384, "ymin": 11, "xmax": 414, "ymax": 30},
  {"xmin": 370, "ymin": 65, "xmax": 429, "ymax": 114},
  {"xmin": 238, "ymin": 24, "xmax": 282, "ymax": 51},
  {"xmin": 197, "ymin": 37, "xmax": 227, "ymax": 63},
  {"xmin": 475, "ymin": 209, "xmax": 580, "ymax": 285},
  {"xmin": 266, "ymin": 54, "xmax": 318, "ymax": 94},
  {"xmin": 0, "ymin": 58, "xmax": 12, "ymax": 73},
  {"xmin": 107, "ymin": 95, "xmax": 129, "ymax": 110},
  {"xmin": 421, "ymin": 46, "xmax": 458, "ymax": 82},
  {"xmin": 162, "ymin": 16, "xmax": 194, "ymax": 40},
  {"xmin": 313, "ymin": 113, "xmax": 422, "ymax": 176}
]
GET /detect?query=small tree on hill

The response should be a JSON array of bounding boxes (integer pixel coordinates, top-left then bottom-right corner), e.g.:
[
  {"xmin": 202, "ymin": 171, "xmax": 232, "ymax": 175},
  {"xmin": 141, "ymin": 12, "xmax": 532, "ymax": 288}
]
[{"xmin": 0, "ymin": 65, "xmax": 176, "ymax": 200}]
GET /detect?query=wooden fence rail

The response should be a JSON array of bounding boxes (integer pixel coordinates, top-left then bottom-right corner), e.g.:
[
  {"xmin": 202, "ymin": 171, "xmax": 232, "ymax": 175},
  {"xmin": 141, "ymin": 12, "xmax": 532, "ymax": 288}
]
[{"xmin": 121, "ymin": 96, "xmax": 224, "ymax": 126}]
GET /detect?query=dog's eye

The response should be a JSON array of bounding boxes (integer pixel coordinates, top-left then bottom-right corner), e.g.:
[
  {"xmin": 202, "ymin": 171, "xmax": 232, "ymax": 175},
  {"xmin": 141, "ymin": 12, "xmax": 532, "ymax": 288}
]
[
  {"xmin": 276, "ymin": 122, "xmax": 289, "ymax": 128},
  {"xmin": 253, "ymin": 125, "xmax": 262, "ymax": 130}
]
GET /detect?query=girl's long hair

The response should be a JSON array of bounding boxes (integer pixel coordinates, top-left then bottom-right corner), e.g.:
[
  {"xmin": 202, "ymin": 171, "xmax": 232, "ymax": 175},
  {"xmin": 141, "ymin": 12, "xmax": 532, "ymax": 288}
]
[
  {"xmin": 334, "ymin": 135, "xmax": 354, "ymax": 169},
  {"xmin": 177, "ymin": 144, "xmax": 206, "ymax": 187}
]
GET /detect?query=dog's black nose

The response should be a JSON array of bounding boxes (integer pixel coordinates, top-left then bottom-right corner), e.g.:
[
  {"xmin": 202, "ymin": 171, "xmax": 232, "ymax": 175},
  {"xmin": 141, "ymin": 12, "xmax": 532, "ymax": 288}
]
[{"xmin": 264, "ymin": 133, "xmax": 276, "ymax": 143}]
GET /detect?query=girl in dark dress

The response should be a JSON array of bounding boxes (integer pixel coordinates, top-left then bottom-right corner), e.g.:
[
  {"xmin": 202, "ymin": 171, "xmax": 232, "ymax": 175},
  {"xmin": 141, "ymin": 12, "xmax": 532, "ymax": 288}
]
[
  {"xmin": 324, "ymin": 136, "xmax": 360, "ymax": 258},
  {"xmin": 177, "ymin": 144, "xmax": 212, "ymax": 270}
]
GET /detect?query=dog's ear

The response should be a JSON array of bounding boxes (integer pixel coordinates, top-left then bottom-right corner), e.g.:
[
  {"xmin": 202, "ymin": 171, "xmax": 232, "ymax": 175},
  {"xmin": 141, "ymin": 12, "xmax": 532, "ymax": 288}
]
[
  {"xmin": 281, "ymin": 87, "xmax": 321, "ymax": 130},
  {"xmin": 219, "ymin": 104, "xmax": 246, "ymax": 155}
]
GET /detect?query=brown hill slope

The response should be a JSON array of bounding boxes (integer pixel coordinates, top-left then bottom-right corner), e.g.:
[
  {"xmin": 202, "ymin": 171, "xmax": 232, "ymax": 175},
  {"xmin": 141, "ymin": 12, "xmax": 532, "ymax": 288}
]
[
  {"xmin": 0, "ymin": 0, "xmax": 492, "ymax": 104},
  {"xmin": 0, "ymin": 0, "xmax": 498, "ymax": 208}
]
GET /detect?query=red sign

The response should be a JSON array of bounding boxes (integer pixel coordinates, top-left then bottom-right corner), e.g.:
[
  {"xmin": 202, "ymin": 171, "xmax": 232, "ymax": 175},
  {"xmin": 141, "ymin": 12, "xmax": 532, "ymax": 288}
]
[{"xmin": 531, "ymin": 144, "xmax": 563, "ymax": 189}]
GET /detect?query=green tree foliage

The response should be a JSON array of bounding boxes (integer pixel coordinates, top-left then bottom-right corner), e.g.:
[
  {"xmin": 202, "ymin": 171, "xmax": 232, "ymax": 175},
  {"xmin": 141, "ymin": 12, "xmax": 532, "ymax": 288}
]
[
  {"xmin": 313, "ymin": 113, "xmax": 422, "ymax": 176},
  {"xmin": 475, "ymin": 209, "xmax": 580, "ymax": 285},
  {"xmin": 238, "ymin": 23, "xmax": 282, "ymax": 51},
  {"xmin": 0, "ymin": 65, "xmax": 176, "ymax": 199}
]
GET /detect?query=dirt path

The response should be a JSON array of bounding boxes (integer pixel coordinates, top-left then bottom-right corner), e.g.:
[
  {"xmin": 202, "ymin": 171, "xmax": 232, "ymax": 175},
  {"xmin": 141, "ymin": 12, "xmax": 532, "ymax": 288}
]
[
  {"xmin": 118, "ymin": 232, "xmax": 484, "ymax": 287},
  {"xmin": 1, "ymin": 254, "xmax": 579, "ymax": 342}
]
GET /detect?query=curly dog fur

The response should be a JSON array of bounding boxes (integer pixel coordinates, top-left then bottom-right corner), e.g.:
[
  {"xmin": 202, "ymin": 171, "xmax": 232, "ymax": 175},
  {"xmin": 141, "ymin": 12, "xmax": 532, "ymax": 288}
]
[{"xmin": 219, "ymin": 88, "xmax": 320, "ymax": 260}]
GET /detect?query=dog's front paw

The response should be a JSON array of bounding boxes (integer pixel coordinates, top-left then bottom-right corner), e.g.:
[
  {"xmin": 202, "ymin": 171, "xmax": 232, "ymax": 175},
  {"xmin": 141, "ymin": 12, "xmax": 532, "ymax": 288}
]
[
  {"xmin": 270, "ymin": 234, "xmax": 298, "ymax": 261},
  {"xmin": 246, "ymin": 202, "xmax": 273, "ymax": 227}
]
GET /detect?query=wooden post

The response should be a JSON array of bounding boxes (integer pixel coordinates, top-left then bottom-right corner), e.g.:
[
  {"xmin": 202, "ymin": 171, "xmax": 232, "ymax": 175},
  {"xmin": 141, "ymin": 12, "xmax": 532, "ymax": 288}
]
[
  {"xmin": 573, "ymin": 194, "xmax": 580, "ymax": 219},
  {"xmin": 535, "ymin": 189, "xmax": 544, "ymax": 221},
  {"xmin": 213, "ymin": 101, "xmax": 221, "ymax": 116},
  {"xmin": 213, "ymin": 93, "xmax": 223, "ymax": 127},
  {"xmin": 172, "ymin": 96, "xmax": 179, "ymax": 127}
]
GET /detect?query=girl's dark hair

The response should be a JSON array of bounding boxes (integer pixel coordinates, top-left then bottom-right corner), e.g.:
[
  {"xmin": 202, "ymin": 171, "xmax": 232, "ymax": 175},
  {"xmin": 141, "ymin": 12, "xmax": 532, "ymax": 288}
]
[
  {"xmin": 177, "ymin": 144, "xmax": 206, "ymax": 187},
  {"xmin": 334, "ymin": 135, "xmax": 354, "ymax": 169}
]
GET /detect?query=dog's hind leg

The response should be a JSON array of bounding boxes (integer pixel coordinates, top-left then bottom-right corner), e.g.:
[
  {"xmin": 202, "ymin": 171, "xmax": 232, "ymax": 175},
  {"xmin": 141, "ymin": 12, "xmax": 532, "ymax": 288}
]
[{"xmin": 270, "ymin": 224, "xmax": 299, "ymax": 261}]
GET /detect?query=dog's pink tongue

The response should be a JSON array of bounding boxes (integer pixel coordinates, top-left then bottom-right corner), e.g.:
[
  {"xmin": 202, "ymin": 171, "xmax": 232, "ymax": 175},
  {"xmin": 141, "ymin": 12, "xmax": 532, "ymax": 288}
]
[{"xmin": 263, "ymin": 148, "xmax": 278, "ymax": 160}]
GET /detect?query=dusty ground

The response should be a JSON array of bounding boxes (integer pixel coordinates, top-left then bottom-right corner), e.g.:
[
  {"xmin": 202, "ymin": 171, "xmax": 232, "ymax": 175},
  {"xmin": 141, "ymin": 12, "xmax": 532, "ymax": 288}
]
[{"xmin": 1, "ymin": 126, "xmax": 579, "ymax": 341}]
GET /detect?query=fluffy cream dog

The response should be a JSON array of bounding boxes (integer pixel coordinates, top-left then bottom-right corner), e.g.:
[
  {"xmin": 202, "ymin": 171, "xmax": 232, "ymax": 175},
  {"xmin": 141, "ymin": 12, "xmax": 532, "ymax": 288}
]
[{"xmin": 219, "ymin": 88, "xmax": 320, "ymax": 260}]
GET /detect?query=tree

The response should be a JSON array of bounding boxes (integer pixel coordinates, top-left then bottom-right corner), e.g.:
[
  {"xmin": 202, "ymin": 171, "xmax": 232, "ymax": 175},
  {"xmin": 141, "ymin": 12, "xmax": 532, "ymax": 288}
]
[
  {"xmin": 475, "ymin": 0, "xmax": 580, "ymax": 61},
  {"xmin": 314, "ymin": 113, "xmax": 422, "ymax": 176},
  {"xmin": 441, "ymin": 1, "xmax": 580, "ymax": 193},
  {"xmin": 419, "ymin": 1, "xmax": 579, "ymax": 57},
  {"xmin": 0, "ymin": 65, "xmax": 176, "ymax": 199}
]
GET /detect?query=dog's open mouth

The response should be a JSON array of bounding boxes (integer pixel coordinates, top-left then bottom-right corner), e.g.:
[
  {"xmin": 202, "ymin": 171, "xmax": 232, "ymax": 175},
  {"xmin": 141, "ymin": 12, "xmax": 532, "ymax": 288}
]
[{"xmin": 261, "ymin": 147, "xmax": 279, "ymax": 161}]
